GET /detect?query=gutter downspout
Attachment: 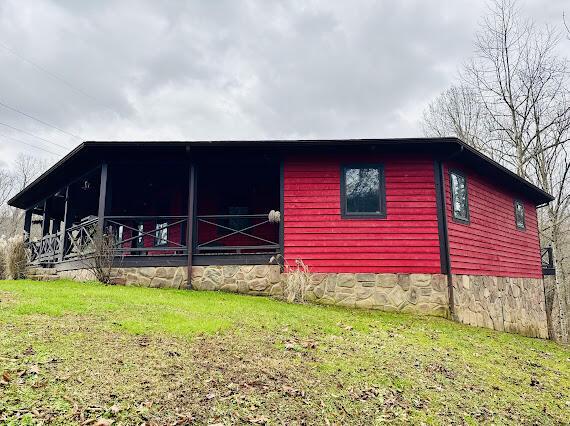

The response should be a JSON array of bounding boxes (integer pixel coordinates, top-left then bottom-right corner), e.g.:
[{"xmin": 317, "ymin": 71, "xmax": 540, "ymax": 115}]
[{"xmin": 435, "ymin": 145, "xmax": 464, "ymax": 320}]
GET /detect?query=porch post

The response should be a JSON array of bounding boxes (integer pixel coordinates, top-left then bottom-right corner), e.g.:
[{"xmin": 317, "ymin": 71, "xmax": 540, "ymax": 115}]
[
  {"xmin": 23, "ymin": 209, "xmax": 32, "ymax": 242},
  {"xmin": 41, "ymin": 200, "xmax": 50, "ymax": 237},
  {"xmin": 58, "ymin": 186, "xmax": 71, "ymax": 262},
  {"xmin": 187, "ymin": 162, "xmax": 196, "ymax": 288},
  {"xmin": 97, "ymin": 163, "xmax": 109, "ymax": 235}
]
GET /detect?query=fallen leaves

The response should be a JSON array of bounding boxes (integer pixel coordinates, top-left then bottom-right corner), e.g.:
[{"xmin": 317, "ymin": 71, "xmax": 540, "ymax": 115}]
[{"xmin": 22, "ymin": 345, "xmax": 35, "ymax": 356}]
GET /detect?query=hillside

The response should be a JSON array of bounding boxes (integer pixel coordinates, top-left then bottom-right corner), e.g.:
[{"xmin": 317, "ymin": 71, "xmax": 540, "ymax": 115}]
[{"xmin": 0, "ymin": 280, "xmax": 569, "ymax": 424}]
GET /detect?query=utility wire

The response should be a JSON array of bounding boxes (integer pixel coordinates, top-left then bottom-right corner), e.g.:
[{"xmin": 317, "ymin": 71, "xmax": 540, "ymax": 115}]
[
  {"xmin": 0, "ymin": 99, "xmax": 82, "ymax": 140},
  {"xmin": 0, "ymin": 41, "xmax": 135, "ymax": 125},
  {"xmin": 0, "ymin": 121, "xmax": 70, "ymax": 151},
  {"xmin": 0, "ymin": 41, "xmax": 102, "ymax": 105},
  {"xmin": 0, "ymin": 131, "xmax": 61, "ymax": 156}
]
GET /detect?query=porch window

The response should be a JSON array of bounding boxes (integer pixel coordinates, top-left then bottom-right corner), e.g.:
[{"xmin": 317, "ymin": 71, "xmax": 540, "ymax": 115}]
[
  {"xmin": 133, "ymin": 222, "xmax": 144, "ymax": 247},
  {"xmin": 155, "ymin": 222, "xmax": 168, "ymax": 246},
  {"xmin": 450, "ymin": 171, "xmax": 469, "ymax": 224},
  {"xmin": 341, "ymin": 164, "xmax": 386, "ymax": 218},
  {"xmin": 514, "ymin": 199, "xmax": 525, "ymax": 230}
]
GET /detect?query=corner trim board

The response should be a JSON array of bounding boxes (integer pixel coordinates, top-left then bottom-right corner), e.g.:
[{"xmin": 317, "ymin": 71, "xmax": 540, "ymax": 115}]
[{"xmin": 434, "ymin": 159, "xmax": 454, "ymax": 317}]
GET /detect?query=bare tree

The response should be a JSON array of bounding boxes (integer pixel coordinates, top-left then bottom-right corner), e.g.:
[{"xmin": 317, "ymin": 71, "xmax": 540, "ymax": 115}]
[
  {"xmin": 0, "ymin": 154, "xmax": 48, "ymax": 237},
  {"xmin": 0, "ymin": 169, "xmax": 14, "ymax": 211},
  {"xmin": 421, "ymin": 85, "xmax": 494, "ymax": 155},
  {"xmin": 80, "ymin": 230, "xmax": 117, "ymax": 284},
  {"xmin": 462, "ymin": 0, "xmax": 569, "ymax": 178},
  {"xmin": 423, "ymin": 0, "xmax": 570, "ymax": 341}
]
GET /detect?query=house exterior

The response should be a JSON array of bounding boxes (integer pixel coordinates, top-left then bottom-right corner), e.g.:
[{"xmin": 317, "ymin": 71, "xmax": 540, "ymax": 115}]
[{"xmin": 8, "ymin": 138, "xmax": 554, "ymax": 338}]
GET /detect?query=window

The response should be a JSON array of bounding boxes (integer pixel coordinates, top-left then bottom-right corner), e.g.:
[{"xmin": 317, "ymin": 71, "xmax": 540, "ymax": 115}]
[
  {"xmin": 514, "ymin": 199, "xmax": 526, "ymax": 230},
  {"xmin": 341, "ymin": 165, "xmax": 386, "ymax": 218},
  {"xmin": 155, "ymin": 222, "xmax": 168, "ymax": 246},
  {"xmin": 450, "ymin": 171, "xmax": 469, "ymax": 223},
  {"xmin": 133, "ymin": 222, "xmax": 144, "ymax": 248}
]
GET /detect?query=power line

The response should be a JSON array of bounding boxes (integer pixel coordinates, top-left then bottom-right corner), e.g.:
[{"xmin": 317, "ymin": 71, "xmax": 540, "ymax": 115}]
[
  {"xmin": 0, "ymin": 121, "xmax": 70, "ymax": 151},
  {"xmin": 0, "ymin": 99, "xmax": 82, "ymax": 140},
  {"xmin": 0, "ymin": 41, "xmax": 136, "ymax": 125},
  {"xmin": 0, "ymin": 41, "xmax": 102, "ymax": 105},
  {"xmin": 0, "ymin": 131, "xmax": 61, "ymax": 156}
]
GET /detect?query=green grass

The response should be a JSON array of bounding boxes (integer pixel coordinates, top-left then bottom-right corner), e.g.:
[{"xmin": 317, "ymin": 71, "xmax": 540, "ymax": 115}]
[{"xmin": 0, "ymin": 279, "xmax": 569, "ymax": 425}]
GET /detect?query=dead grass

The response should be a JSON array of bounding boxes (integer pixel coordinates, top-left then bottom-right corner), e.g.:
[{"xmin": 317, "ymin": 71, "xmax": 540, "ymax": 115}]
[{"xmin": 0, "ymin": 279, "xmax": 569, "ymax": 425}]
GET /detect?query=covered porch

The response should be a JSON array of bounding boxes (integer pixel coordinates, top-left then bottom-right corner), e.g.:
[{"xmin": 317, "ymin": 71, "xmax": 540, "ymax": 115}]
[{"xmin": 24, "ymin": 151, "xmax": 282, "ymax": 270}]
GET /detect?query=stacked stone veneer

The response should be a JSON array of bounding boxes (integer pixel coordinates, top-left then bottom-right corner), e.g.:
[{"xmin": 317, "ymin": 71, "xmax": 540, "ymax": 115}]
[
  {"xmin": 26, "ymin": 265, "xmax": 549, "ymax": 338},
  {"xmin": 452, "ymin": 274, "xmax": 548, "ymax": 338},
  {"xmin": 190, "ymin": 266, "xmax": 449, "ymax": 317}
]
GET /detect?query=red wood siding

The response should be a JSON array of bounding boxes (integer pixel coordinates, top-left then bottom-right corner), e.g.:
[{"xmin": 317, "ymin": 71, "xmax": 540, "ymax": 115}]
[
  {"xmin": 444, "ymin": 162, "xmax": 542, "ymax": 278},
  {"xmin": 283, "ymin": 155, "xmax": 441, "ymax": 273}
]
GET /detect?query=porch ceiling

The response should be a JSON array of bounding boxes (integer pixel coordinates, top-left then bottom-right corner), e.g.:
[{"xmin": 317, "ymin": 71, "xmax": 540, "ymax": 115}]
[{"xmin": 7, "ymin": 138, "xmax": 554, "ymax": 209}]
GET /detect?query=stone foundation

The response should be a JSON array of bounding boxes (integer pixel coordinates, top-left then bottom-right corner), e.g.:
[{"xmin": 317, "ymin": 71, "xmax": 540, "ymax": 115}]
[
  {"xmin": 452, "ymin": 274, "xmax": 548, "ymax": 338},
  {"xmin": 26, "ymin": 266, "xmax": 550, "ymax": 338},
  {"xmin": 28, "ymin": 266, "xmax": 188, "ymax": 289},
  {"xmin": 190, "ymin": 266, "xmax": 451, "ymax": 316}
]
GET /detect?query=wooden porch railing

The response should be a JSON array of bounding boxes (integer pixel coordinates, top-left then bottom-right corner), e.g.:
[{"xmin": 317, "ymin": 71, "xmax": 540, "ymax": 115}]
[
  {"xmin": 541, "ymin": 246, "xmax": 555, "ymax": 276},
  {"xmin": 25, "ymin": 212, "xmax": 280, "ymax": 265},
  {"xmin": 25, "ymin": 232, "xmax": 62, "ymax": 264},
  {"xmin": 195, "ymin": 214, "xmax": 279, "ymax": 255},
  {"xmin": 63, "ymin": 217, "xmax": 98, "ymax": 260},
  {"xmin": 103, "ymin": 215, "xmax": 188, "ymax": 256}
]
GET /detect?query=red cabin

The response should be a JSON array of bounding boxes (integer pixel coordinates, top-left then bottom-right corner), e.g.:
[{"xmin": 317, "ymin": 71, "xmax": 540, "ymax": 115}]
[{"xmin": 8, "ymin": 138, "xmax": 554, "ymax": 337}]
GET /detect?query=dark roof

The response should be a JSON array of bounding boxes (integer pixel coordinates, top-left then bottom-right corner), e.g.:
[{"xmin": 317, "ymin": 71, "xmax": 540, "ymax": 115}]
[{"xmin": 8, "ymin": 137, "xmax": 553, "ymax": 208}]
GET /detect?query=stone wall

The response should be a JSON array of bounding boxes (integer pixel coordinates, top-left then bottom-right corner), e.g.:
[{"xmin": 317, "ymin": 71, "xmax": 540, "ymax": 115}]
[
  {"xmin": 192, "ymin": 266, "xmax": 449, "ymax": 317},
  {"xmin": 452, "ymin": 274, "xmax": 548, "ymax": 338},
  {"xmin": 28, "ymin": 266, "xmax": 188, "ymax": 289},
  {"xmin": 191, "ymin": 265, "xmax": 283, "ymax": 296}
]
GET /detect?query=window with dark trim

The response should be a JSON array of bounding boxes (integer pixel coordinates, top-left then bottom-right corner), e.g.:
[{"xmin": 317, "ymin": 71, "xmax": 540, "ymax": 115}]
[
  {"xmin": 155, "ymin": 221, "xmax": 168, "ymax": 246},
  {"xmin": 514, "ymin": 199, "xmax": 526, "ymax": 230},
  {"xmin": 341, "ymin": 164, "xmax": 386, "ymax": 218},
  {"xmin": 450, "ymin": 171, "xmax": 469, "ymax": 224}
]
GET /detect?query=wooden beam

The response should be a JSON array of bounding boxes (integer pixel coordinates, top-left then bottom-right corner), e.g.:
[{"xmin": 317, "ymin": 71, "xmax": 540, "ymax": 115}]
[
  {"xmin": 279, "ymin": 159, "xmax": 285, "ymax": 271},
  {"xmin": 97, "ymin": 163, "xmax": 109, "ymax": 235},
  {"xmin": 58, "ymin": 186, "xmax": 71, "ymax": 262},
  {"xmin": 41, "ymin": 200, "xmax": 50, "ymax": 236},
  {"xmin": 186, "ymin": 162, "xmax": 196, "ymax": 289},
  {"xmin": 23, "ymin": 209, "xmax": 32, "ymax": 242}
]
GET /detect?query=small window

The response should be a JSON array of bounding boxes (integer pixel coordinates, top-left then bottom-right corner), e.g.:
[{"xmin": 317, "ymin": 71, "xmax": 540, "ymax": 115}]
[
  {"xmin": 450, "ymin": 171, "xmax": 469, "ymax": 223},
  {"xmin": 514, "ymin": 200, "xmax": 525, "ymax": 230},
  {"xmin": 341, "ymin": 165, "xmax": 386, "ymax": 218},
  {"xmin": 155, "ymin": 222, "xmax": 168, "ymax": 246}
]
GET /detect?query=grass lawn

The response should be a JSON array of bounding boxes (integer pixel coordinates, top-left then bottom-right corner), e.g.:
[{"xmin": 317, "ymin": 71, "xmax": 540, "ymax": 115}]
[{"xmin": 0, "ymin": 280, "xmax": 569, "ymax": 425}]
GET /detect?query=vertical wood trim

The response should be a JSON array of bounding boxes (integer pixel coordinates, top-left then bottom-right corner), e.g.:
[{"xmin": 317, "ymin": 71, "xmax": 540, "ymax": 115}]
[
  {"xmin": 97, "ymin": 163, "xmax": 109, "ymax": 235},
  {"xmin": 434, "ymin": 159, "xmax": 454, "ymax": 317},
  {"xmin": 41, "ymin": 200, "xmax": 50, "ymax": 236},
  {"xmin": 279, "ymin": 159, "xmax": 285, "ymax": 271},
  {"xmin": 23, "ymin": 209, "xmax": 32, "ymax": 242},
  {"xmin": 186, "ymin": 162, "xmax": 196, "ymax": 288},
  {"xmin": 59, "ymin": 186, "xmax": 71, "ymax": 262}
]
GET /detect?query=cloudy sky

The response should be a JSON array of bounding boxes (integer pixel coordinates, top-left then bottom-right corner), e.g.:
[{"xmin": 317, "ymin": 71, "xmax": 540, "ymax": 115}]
[{"xmin": 0, "ymin": 0, "xmax": 568, "ymax": 168}]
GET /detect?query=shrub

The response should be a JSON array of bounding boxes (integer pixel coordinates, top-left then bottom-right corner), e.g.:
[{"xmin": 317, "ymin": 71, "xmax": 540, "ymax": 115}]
[
  {"xmin": 0, "ymin": 235, "xmax": 27, "ymax": 279},
  {"xmin": 271, "ymin": 255, "xmax": 309, "ymax": 303},
  {"xmin": 0, "ymin": 236, "xmax": 7, "ymax": 279},
  {"xmin": 80, "ymin": 230, "xmax": 117, "ymax": 284}
]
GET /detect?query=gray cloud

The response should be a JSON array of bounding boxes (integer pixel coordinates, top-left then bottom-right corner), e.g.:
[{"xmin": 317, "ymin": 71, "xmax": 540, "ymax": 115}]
[{"xmin": 0, "ymin": 0, "xmax": 568, "ymax": 166}]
